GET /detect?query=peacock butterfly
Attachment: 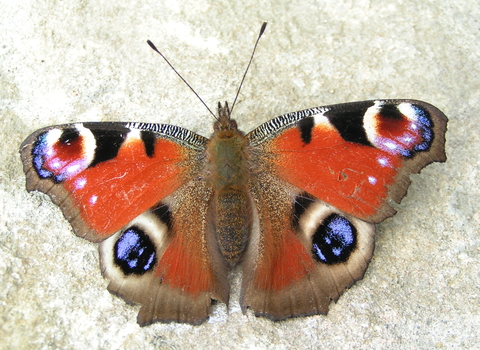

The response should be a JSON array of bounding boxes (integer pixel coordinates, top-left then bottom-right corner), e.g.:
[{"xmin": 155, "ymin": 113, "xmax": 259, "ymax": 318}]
[{"xmin": 19, "ymin": 24, "xmax": 447, "ymax": 325}]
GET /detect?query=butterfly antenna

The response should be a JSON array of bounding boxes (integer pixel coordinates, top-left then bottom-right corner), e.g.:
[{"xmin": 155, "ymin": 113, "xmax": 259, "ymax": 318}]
[
  {"xmin": 146, "ymin": 40, "xmax": 217, "ymax": 119},
  {"xmin": 230, "ymin": 22, "xmax": 267, "ymax": 114}
]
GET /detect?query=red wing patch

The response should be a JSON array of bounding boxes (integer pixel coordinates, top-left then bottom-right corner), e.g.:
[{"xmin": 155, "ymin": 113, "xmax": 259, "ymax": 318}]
[
  {"xmin": 62, "ymin": 138, "xmax": 188, "ymax": 235},
  {"xmin": 254, "ymin": 227, "xmax": 315, "ymax": 292},
  {"xmin": 156, "ymin": 233, "xmax": 215, "ymax": 295},
  {"xmin": 270, "ymin": 123, "xmax": 401, "ymax": 219}
]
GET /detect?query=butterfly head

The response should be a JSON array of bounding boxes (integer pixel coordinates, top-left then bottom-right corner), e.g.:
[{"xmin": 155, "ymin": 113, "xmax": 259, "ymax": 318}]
[{"xmin": 214, "ymin": 102, "xmax": 238, "ymax": 132}]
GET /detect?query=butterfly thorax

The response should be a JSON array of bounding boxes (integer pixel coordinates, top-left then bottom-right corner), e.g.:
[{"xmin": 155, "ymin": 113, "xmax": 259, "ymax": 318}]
[{"xmin": 206, "ymin": 102, "xmax": 251, "ymax": 265}]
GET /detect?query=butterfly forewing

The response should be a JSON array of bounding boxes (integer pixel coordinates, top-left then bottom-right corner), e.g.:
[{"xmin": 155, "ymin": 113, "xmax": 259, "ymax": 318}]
[{"xmin": 247, "ymin": 99, "xmax": 447, "ymax": 223}]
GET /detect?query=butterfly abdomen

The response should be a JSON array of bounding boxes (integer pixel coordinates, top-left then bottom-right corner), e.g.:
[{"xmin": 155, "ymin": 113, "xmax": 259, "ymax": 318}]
[
  {"xmin": 207, "ymin": 125, "xmax": 251, "ymax": 265},
  {"xmin": 214, "ymin": 186, "xmax": 250, "ymax": 264}
]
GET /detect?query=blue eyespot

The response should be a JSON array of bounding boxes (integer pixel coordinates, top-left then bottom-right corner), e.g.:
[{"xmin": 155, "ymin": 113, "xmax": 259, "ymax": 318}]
[
  {"xmin": 411, "ymin": 105, "xmax": 433, "ymax": 152},
  {"xmin": 32, "ymin": 132, "xmax": 54, "ymax": 179},
  {"xmin": 312, "ymin": 214, "xmax": 357, "ymax": 264},
  {"xmin": 114, "ymin": 226, "xmax": 157, "ymax": 275}
]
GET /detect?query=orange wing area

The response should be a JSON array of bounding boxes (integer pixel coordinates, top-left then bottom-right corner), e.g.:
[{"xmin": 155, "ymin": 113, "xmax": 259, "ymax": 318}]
[
  {"xmin": 63, "ymin": 138, "xmax": 191, "ymax": 236},
  {"xmin": 253, "ymin": 226, "xmax": 315, "ymax": 292},
  {"xmin": 156, "ymin": 232, "xmax": 216, "ymax": 296},
  {"xmin": 267, "ymin": 123, "xmax": 401, "ymax": 220}
]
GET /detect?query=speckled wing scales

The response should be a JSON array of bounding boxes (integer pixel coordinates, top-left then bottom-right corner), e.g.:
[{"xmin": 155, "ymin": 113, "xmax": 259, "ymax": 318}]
[
  {"xmin": 241, "ymin": 99, "xmax": 447, "ymax": 320},
  {"xmin": 20, "ymin": 121, "xmax": 229, "ymax": 325}
]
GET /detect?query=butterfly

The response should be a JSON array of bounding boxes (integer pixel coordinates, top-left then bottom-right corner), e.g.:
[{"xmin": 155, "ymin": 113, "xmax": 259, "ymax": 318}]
[
  {"xmin": 20, "ymin": 98, "xmax": 447, "ymax": 325},
  {"xmin": 19, "ymin": 26, "xmax": 447, "ymax": 325}
]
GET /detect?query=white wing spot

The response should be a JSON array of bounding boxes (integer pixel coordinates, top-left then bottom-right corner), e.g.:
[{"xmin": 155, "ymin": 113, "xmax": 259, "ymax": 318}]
[
  {"xmin": 127, "ymin": 128, "xmax": 142, "ymax": 140},
  {"xmin": 403, "ymin": 136, "xmax": 413, "ymax": 144},
  {"xmin": 397, "ymin": 102, "xmax": 417, "ymax": 121},
  {"xmin": 313, "ymin": 112, "xmax": 330, "ymax": 126},
  {"xmin": 46, "ymin": 129, "xmax": 62, "ymax": 147},
  {"xmin": 385, "ymin": 141, "xmax": 397, "ymax": 150},
  {"xmin": 377, "ymin": 157, "xmax": 389, "ymax": 167},
  {"xmin": 75, "ymin": 177, "xmax": 87, "ymax": 190},
  {"xmin": 66, "ymin": 164, "xmax": 80, "ymax": 174},
  {"xmin": 90, "ymin": 195, "xmax": 98, "ymax": 205}
]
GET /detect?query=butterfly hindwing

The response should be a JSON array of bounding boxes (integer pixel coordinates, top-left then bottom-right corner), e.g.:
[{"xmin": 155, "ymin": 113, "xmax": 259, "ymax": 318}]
[
  {"xmin": 242, "ymin": 173, "xmax": 375, "ymax": 320},
  {"xmin": 241, "ymin": 99, "xmax": 447, "ymax": 320},
  {"xmin": 99, "ymin": 177, "xmax": 229, "ymax": 325}
]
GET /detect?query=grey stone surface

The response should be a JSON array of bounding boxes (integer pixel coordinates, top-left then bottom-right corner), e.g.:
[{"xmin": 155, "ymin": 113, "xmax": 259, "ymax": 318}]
[{"xmin": 1, "ymin": 0, "xmax": 479, "ymax": 349}]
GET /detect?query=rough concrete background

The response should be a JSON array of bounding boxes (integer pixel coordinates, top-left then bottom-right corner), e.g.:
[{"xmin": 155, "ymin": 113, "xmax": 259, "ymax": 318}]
[{"xmin": 1, "ymin": 0, "xmax": 479, "ymax": 349}]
